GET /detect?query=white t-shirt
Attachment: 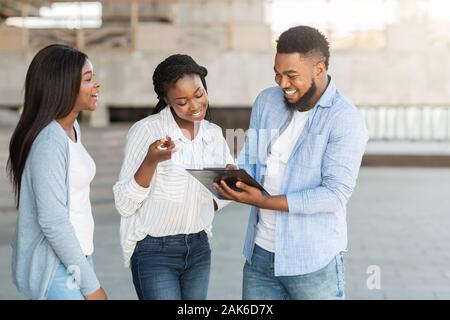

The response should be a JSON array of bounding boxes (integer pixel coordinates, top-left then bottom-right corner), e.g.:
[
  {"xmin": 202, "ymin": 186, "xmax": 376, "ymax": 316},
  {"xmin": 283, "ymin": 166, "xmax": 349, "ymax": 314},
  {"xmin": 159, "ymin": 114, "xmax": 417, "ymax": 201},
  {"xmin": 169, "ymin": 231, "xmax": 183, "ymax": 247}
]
[
  {"xmin": 255, "ymin": 110, "xmax": 309, "ymax": 252},
  {"xmin": 68, "ymin": 133, "xmax": 96, "ymax": 256}
]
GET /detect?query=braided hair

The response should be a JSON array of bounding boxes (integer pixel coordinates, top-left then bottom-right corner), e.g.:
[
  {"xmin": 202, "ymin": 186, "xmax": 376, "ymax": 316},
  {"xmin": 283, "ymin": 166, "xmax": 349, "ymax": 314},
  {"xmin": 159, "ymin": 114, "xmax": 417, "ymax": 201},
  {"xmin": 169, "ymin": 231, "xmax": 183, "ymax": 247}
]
[{"xmin": 152, "ymin": 54, "xmax": 211, "ymax": 120}]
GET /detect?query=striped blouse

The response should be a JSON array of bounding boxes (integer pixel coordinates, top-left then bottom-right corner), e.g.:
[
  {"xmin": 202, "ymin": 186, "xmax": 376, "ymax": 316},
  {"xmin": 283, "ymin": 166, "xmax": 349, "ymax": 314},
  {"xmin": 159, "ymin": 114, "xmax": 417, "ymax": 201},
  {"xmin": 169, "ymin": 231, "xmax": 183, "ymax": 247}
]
[{"xmin": 113, "ymin": 106, "xmax": 234, "ymax": 267}]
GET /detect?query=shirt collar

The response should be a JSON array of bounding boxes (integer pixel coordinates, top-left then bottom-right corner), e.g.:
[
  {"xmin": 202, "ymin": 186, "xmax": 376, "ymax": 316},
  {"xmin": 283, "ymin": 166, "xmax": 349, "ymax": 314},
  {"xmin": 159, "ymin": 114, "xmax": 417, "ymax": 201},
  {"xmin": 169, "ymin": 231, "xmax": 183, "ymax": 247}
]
[
  {"xmin": 161, "ymin": 106, "xmax": 211, "ymax": 144},
  {"xmin": 315, "ymin": 75, "xmax": 336, "ymax": 108}
]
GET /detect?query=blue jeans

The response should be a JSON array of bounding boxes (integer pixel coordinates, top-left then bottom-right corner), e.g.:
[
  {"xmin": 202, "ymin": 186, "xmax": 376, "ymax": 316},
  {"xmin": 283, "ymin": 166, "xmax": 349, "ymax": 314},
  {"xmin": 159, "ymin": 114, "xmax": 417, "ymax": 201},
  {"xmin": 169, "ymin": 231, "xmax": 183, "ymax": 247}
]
[
  {"xmin": 131, "ymin": 231, "xmax": 211, "ymax": 300},
  {"xmin": 243, "ymin": 245, "xmax": 345, "ymax": 300},
  {"xmin": 46, "ymin": 256, "xmax": 94, "ymax": 300}
]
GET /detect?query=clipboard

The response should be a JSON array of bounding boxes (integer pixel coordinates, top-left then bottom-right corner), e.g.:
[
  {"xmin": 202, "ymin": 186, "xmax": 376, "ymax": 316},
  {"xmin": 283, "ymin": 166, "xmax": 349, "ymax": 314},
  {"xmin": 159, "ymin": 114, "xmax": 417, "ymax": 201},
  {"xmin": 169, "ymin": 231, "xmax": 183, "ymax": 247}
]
[{"xmin": 186, "ymin": 168, "xmax": 270, "ymax": 200}]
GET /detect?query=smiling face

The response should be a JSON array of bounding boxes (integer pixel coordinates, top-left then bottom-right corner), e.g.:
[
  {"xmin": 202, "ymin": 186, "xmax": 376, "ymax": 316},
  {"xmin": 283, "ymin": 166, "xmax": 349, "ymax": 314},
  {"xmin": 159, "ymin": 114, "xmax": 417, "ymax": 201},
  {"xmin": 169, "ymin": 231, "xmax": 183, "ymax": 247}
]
[
  {"xmin": 164, "ymin": 73, "xmax": 208, "ymax": 124},
  {"xmin": 73, "ymin": 59, "xmax": 100, "ymax": 112},
  {"xmin": 274, "ymin": 52, "xmax": 323, "ymax": 111}
]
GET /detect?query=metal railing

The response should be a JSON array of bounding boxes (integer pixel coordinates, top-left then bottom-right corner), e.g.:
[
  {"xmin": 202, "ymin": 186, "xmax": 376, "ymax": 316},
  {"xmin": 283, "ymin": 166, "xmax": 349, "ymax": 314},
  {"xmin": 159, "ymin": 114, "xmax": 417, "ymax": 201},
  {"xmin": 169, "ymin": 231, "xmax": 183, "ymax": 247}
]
[{"xmin": 361, "ymin": 106, "xmax": 450, "ymax": 141}]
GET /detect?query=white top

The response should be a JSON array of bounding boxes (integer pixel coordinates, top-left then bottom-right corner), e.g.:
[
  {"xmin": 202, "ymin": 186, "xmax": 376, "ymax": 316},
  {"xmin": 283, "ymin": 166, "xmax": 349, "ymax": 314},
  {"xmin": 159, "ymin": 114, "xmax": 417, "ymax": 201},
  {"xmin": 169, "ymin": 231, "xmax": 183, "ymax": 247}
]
[
  {"xmin": 113, "ymin": 106, "xmax": 234, "ymax": 267},
  {"xmin": 68, "ymin": 131, "xmax": 96, "ymax": 256},
  {"xmin": 255, "ymin": 110, "xmax": 309, "ymax": 252}
]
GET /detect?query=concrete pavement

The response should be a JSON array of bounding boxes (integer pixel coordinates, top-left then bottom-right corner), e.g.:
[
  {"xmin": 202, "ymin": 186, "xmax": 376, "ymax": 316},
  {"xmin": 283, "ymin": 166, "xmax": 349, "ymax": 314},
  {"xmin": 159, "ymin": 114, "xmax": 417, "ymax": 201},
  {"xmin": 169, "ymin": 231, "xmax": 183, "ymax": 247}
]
[
  {"xmin": 1, "ymin": 124, "xmax": 450, "ymax": 299},
  {"xmin": 2, "ymin": 168, "xmax": 450, "ymax": 299}
]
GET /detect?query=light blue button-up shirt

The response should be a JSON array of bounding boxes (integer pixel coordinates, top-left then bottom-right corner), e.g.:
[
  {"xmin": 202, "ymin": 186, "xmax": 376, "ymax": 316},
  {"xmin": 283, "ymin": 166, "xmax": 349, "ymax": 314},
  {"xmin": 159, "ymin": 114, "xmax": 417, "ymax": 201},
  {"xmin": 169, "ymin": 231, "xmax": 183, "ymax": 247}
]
[{"xmin": 238, "ymin": 77, "xmax": 368, "ymax": 276}]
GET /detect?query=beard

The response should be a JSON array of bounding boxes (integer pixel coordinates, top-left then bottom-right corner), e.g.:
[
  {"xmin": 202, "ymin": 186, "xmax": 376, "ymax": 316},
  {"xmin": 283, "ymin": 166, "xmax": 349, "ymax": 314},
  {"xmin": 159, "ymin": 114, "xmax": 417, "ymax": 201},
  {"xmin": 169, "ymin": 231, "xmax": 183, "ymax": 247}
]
[{"xmin": 284, "ymin": 79, "xmax": 317, "ymax": 112}]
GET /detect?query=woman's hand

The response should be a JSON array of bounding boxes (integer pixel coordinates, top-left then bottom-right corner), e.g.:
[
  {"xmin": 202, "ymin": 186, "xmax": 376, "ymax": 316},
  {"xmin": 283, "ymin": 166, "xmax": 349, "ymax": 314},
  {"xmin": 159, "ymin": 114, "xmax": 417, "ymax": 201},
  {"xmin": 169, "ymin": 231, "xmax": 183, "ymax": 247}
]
[
  {"xmin": 144, "ymin": 136, "xmax": 176, "ymax": 165},
  {"xmin": 85, "ymin": 287, "xmax": 108, "ymax": 300},
  {"xmin": 134, "ymin": 136, "xmax": 176, "ymax": 188}
]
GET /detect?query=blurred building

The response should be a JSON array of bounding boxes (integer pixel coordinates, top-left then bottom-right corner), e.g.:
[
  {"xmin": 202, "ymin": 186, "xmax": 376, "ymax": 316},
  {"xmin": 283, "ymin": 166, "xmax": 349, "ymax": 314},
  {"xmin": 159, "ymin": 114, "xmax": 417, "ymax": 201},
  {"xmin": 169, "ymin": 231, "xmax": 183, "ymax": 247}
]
[
  {"xmin": 0, "ymin": 0, "xmax": 274, "ymax": 129},
  {"xmin": 1, "ymin": 0, "xmax": 450, "ymax": 142}
]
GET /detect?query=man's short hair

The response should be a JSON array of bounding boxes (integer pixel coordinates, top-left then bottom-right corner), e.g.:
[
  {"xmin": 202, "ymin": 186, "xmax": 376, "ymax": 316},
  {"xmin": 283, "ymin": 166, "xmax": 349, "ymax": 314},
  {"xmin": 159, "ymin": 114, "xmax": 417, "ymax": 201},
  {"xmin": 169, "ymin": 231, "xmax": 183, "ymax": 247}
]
[{"xmin": 276, "ymin": 26, "xmax": 330, "ymax": 69}]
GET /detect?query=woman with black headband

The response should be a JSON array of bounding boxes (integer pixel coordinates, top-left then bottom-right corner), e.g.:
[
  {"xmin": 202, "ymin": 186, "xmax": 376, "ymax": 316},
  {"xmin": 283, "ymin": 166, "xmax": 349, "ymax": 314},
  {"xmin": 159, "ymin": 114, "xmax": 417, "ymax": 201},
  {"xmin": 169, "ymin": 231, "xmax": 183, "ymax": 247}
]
[{"xmin": 113, "ymin": 54, "xmax": 234, "ymax": 300}]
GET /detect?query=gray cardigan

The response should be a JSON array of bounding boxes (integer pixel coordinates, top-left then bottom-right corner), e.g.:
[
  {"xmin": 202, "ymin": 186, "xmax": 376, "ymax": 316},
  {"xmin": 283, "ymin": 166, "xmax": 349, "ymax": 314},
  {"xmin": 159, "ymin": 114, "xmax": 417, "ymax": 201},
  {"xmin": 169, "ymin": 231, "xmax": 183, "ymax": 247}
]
[{"xmin": 11, "ymin": 120, "xmax": 100, "ymax": 299}]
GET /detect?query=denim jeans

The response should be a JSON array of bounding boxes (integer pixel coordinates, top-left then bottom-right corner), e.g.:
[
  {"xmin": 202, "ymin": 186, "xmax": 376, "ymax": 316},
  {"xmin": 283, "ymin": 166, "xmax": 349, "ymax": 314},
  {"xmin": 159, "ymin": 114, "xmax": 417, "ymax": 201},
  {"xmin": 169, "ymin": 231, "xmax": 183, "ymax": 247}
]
[
  {"xmin": 46, "ymin": 256, "xmax": 94, "ymax": 300},
  {"xmin": 243, "ymin": 245, "xmax": 345, "ymax": 300},
  {"xmin": 130, "ymin": 231, "xmax": 211, "ymax": 300}
]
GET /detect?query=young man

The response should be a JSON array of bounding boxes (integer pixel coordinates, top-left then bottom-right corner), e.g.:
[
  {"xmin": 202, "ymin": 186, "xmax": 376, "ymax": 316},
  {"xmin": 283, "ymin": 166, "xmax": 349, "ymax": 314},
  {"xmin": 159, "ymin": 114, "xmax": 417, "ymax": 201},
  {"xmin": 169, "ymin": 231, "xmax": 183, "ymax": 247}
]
[{"xmin": 215, "ymin": 26, "xmax": 368, "ymax": 300}]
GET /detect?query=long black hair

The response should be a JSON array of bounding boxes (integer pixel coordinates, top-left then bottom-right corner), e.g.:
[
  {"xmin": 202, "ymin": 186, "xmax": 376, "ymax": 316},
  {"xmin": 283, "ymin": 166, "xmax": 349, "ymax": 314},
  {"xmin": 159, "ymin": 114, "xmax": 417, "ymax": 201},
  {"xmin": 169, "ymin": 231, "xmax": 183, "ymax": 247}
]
[
  {"xmin": 152, "ymin": 54, "xmax": 211, "ymax": 120},
  {"xmin": 7, "ymin": 44, "xmax": 88, "ymax": 207}
]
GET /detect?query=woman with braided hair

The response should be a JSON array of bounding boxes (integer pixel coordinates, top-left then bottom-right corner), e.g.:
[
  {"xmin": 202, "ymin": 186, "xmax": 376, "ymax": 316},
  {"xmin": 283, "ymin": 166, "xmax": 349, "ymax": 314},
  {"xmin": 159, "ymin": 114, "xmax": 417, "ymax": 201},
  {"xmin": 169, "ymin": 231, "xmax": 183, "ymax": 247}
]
[{"xmin": 113, "ymin": 54, "xmax": 234, "ymax": 300}]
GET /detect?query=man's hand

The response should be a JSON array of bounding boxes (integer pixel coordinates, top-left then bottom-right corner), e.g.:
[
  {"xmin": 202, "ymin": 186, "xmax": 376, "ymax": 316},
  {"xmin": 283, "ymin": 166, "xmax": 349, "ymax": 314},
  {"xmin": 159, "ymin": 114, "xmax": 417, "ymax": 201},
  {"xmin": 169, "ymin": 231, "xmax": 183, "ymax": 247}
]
[
  {"xmin": 213, "ymin": 180, "xmax": 289, "ymax": 212},
  {"xmin": 213, "ymin": 180, "xmax": 268, "ymax": 207},
  {"xmin": 85, "ymin": 287, "xmax": 108, "ymax": 300}
]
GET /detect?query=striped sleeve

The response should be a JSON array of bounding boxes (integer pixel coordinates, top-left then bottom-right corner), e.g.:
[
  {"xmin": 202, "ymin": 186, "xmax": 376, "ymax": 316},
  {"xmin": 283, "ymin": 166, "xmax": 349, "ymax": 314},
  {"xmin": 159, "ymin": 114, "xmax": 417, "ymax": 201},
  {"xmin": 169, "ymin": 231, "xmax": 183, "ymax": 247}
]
[{"xmin": 113, "ymin": 121, "xmax": 157, "ymax": 217}]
